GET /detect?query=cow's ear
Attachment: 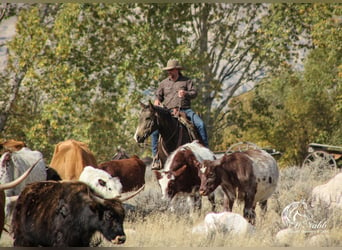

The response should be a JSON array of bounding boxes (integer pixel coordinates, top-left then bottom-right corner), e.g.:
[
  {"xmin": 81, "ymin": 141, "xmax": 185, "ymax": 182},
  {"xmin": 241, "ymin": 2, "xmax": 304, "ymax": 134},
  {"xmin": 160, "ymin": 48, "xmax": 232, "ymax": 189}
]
[{"xmin": 173, "ymin": 165, "xmax": 187, "ymax": 177}]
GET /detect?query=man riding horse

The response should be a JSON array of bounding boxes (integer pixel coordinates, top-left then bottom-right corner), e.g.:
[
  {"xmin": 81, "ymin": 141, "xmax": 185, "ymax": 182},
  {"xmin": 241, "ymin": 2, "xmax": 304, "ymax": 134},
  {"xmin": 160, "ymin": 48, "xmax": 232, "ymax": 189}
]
[{"xmin": 151, "ymin": 59, "xmax": 209, "ymax": 170}]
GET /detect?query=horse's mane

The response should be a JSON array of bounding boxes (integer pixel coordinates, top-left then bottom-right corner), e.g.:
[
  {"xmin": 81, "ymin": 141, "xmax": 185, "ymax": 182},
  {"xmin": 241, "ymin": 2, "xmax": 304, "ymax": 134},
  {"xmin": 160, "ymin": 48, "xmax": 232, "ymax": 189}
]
[
  {"xmin": 152, "ymin": 105, "xmax": 177, "ymax": 122},
  {"xmin": 153, "ymin": 105, "xmax": 172, "ymax": 115}
]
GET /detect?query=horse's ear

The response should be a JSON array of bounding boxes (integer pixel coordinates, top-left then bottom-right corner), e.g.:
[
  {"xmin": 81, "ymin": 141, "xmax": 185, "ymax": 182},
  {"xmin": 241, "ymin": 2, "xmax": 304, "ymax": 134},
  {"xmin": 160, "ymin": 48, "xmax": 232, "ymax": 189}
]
[
  {"xmin": 148, "ymin": 100, "xmax": 154, "ymax": 109},
  {"xmin": 139, "ymin": 101, "xmax": 147, "ymax": 108}
]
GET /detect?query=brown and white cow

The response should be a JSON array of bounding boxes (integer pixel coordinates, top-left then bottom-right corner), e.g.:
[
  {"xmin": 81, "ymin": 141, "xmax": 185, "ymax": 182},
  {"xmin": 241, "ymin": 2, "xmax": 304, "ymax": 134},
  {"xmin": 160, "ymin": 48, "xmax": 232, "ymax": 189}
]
[
  {"xmin": 11, "ymin": 181, "xmax": 144, "ymax": 247},
  {"xmin": 197, "ymin": 149, "xmax": 279, "ymax": 224},
  {"xmin": 49, "ymin": 139, "xmax": 97, "ymax": 180},
  {"xmin": 154, "ymin": 141, "xmax": 217, "ymax": 212},
  {"xmin": 98, "ymin": 155, "xmax": 146, "ymax": 193}
]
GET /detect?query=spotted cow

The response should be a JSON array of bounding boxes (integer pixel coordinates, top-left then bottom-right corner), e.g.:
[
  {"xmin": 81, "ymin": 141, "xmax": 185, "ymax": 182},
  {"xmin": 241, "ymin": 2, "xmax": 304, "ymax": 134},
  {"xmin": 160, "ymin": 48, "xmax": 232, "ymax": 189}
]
[{"xmin": 197, "ymin": 149, "xmax": 279, "ymax": 224}]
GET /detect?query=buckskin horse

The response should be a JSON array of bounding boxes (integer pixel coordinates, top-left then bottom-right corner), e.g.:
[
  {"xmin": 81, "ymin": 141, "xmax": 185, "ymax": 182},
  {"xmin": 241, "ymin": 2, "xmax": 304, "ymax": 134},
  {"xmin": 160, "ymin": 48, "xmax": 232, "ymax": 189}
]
[{"xmin": 134, "ymin": 101, "xmax": 202, "ymax": 169}]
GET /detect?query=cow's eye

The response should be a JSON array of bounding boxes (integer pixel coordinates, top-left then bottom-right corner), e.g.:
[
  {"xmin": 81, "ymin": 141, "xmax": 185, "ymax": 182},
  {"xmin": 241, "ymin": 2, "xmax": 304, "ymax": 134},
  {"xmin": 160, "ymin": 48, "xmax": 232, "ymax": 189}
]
[{"xmin": 104, "ymin": 212, "xmax": 113, "ymax": 220}]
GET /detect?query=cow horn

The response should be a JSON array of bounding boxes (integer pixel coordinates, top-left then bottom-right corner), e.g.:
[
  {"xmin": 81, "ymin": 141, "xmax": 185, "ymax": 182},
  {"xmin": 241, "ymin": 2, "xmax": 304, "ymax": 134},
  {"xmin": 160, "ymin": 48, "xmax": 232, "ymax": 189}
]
[
  {"xmin": 0, "ymin": 157, "xmax": 42, "ymax": 190},
  {"xmin": 90, "ymin": 184, "xmax": 145, "ymax": 205},
  {"xmin": 118, "ymin": 184, "xmax": 145, "ymax": 202}
]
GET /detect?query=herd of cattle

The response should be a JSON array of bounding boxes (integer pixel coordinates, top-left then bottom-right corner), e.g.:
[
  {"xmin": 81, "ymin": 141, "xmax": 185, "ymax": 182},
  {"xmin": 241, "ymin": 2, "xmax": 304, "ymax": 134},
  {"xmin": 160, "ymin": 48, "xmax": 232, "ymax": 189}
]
[{"xmin": 0, "ymin": 139, "xmax": 340, "ymax": 246}]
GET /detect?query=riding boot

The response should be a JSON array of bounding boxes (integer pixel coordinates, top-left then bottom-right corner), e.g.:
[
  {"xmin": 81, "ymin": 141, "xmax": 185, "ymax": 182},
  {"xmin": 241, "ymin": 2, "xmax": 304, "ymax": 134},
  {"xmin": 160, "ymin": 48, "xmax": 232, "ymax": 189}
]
[{"xmin": 151, "ymin": 155, "xmax": 162, "ymax": 170}]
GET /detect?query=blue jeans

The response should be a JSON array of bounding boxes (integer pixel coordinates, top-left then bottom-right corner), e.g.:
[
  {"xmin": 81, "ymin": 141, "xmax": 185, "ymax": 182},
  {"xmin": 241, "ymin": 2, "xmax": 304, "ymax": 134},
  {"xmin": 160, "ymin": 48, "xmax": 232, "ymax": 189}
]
[
  {"xmin": 151, "ymin": 109, "xmax": 209, "ymax": 156},
  {"xmin": 151, "ymin": 130, "xmax": 159, "ymax": 156}
]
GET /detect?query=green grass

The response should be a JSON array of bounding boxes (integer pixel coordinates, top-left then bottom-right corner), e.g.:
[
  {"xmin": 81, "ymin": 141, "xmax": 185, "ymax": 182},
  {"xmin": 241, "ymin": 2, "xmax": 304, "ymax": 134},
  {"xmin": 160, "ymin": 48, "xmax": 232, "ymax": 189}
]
[{"xmin": 1, "ymin": 164, "xmax": 341, "ymax": 247}]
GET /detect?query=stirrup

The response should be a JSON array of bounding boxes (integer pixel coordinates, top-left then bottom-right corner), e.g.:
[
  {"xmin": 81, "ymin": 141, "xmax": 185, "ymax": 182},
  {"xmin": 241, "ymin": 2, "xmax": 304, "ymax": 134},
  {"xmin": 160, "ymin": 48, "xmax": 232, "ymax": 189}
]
[{"xmin": 151, "ymin": 157, "xmax": 162, "ymax": 170}]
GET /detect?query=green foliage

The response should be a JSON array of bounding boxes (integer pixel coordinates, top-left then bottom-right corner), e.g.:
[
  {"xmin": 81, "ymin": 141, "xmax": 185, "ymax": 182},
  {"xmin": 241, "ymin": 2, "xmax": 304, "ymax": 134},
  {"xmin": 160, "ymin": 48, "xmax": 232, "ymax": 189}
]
[
  {"xmin": 226, "ymin": 47, "xmax": 341, "ymax": 166},
  {"xmin": 1, "ymin": 3, "xmax": 340, "ymax": 166}
]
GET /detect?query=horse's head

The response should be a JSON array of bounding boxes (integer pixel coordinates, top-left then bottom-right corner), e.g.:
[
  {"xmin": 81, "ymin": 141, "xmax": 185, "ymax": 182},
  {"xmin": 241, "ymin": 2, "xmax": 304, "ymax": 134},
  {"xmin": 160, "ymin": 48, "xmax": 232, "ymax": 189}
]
[{"xmin": 134, "ymin": 101, "xmax": 159, "ymax": 143}]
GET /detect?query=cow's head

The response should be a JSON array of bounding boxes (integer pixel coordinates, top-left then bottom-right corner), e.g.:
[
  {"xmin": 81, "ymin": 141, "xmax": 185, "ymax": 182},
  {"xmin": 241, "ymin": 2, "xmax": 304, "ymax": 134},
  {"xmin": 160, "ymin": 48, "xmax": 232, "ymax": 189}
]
[
  {"xmin": 197, "ymin": 158, "xmax": 221, "ymax": 196},
  {"xmin": 95, "ymin": 176, "xmax": 123, "ymax": 198},
  {"xmin": 154, "ymin": 165, "xmax": 188, "ymax": 200},
  {"xmin": 92, "ymin": 184, "xmax": 145, "ymax": 244},
  {"xmin": 156, "ymin": 148, "xmax": 200, "ymax": 199},
  {"xmin": 95, "ymin": 198, "xmax": 126, "ymax": 244},
  {"xmin": 79, "ymin": 166, "xmax": 123, "ymax": 199}
]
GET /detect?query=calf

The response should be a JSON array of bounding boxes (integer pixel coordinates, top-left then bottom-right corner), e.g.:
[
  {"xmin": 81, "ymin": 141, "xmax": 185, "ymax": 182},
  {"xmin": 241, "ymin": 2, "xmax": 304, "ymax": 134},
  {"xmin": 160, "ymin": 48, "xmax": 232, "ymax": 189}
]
[
  {"xmin": 197, "ymin": 149, "xmax": 279, "ymax": 224},
  {"xmin": 98, "ymin": 155, "xmax": 146, "ymax": 192},
  {"xmin": 310, "ymin": 172, "xmax": 342, "ymax": 209},
  {"xmin": 79, "ymin": 166, "xmax": 122, "ymax": 198},
  {"xmin": 155, "ymin": 141, "xmax": 216, "ymax": 211},
  {"xmin": 192, "ymin": 212, "xmax": 254, "ymax": 236},
  {"xmin": 11, "ymin": 181, "xmax": 144, "ymax": 247}
]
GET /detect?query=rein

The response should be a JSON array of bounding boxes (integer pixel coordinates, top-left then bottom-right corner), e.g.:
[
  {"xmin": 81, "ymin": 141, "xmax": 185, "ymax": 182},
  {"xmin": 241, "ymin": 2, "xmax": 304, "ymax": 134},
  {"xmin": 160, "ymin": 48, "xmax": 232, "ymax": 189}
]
[
  {"xmin": 156, "ymin": 111, "xmax": 185, "ymax": 157},
  {"xmin": 160, "ymin": 122, "xmax": 184, "ymax": 158}
]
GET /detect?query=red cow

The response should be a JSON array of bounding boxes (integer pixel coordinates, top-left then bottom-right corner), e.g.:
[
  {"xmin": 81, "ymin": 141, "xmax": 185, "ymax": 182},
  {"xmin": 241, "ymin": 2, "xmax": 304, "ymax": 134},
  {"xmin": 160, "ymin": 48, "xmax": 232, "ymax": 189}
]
[
  {"xmin": 154, "ymin": 141, "xmax": 216, "ymax": 212},
  {"xmin": 98, "ymin": 155, "xmax": 146, "ymax": 193},
  {"xmin": 197, "ymin": 149, "xmax": 279, "ymax": 224},
  {"xmin": 50, "ymin": 139, "xmax": 97, "ymax": 180}
]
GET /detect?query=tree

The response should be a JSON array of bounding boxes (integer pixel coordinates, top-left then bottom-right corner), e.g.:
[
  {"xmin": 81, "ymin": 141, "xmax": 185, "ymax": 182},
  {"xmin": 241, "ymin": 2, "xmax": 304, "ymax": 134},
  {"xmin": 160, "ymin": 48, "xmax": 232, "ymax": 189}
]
[
  {"xmin": 114, "ymin": 3, "xmax": 316, "ymax": 150},
  {"xmin": 2, "ymin": 4, "xmax": 140, "ymax": 160},
  {"xmin": 225, "ymin": 3, "xmax": 341, "ymax": 165},
  {"xmin": 0, "ymin": 3, "xmax": 32, "ymax": 133},
  {"xmin": 2, "ymin": 3, "xmax": 335, "ymax": 163}
]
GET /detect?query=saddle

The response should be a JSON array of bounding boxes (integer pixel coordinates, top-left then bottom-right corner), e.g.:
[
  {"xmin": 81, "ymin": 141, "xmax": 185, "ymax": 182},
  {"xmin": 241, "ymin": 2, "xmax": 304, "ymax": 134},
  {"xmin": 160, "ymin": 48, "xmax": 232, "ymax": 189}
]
[{"xmin": 171, "ymin": 108, "xmax": 199, "ymax": 142}]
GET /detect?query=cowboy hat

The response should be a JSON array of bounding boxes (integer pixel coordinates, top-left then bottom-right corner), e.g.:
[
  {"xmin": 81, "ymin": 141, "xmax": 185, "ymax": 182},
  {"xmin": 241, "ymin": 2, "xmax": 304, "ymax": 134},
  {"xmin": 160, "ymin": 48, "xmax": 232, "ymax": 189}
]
[{"xmin": 162, "ymin": 59, "xmax": 185, "ymax": 71}]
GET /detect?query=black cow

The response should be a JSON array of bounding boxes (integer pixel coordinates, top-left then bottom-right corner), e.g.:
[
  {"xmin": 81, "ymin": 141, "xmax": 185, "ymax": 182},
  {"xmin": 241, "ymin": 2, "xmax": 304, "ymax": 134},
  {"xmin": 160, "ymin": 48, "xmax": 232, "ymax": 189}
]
[{"xmin": 12, "ymin": 181, "xmax": 144, "ymax": 247}]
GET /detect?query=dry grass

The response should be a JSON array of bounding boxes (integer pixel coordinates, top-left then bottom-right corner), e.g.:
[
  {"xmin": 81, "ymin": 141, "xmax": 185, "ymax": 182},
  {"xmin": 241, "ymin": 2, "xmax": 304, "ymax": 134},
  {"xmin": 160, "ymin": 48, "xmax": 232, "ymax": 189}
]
[{"xmin": 1, "ymin": 163, "xmax": 341, "ymax": 247}]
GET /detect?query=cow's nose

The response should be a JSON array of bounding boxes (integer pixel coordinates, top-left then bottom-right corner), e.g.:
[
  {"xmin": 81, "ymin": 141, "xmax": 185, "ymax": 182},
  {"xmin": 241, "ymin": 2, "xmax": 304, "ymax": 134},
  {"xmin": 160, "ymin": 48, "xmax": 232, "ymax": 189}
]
[
  {"xmin": 112, "ymin": 235, "xmax": 126, "ymax": 244},
  {"xmin": 199, "ymin": 190, "xmax": 206, "ymax": 196}
]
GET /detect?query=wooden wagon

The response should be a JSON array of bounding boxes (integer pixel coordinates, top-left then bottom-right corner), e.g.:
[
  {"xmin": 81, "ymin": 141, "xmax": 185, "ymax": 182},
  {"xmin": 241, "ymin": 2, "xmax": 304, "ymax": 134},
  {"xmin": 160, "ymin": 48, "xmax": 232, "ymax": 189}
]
[
  {"xmin": 302, "ymin": 142, "xmax": 342, "ymax": 169},
  {"xmin": 214, "ymin": 141, "xmax": 281, "ymax": 159}
]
